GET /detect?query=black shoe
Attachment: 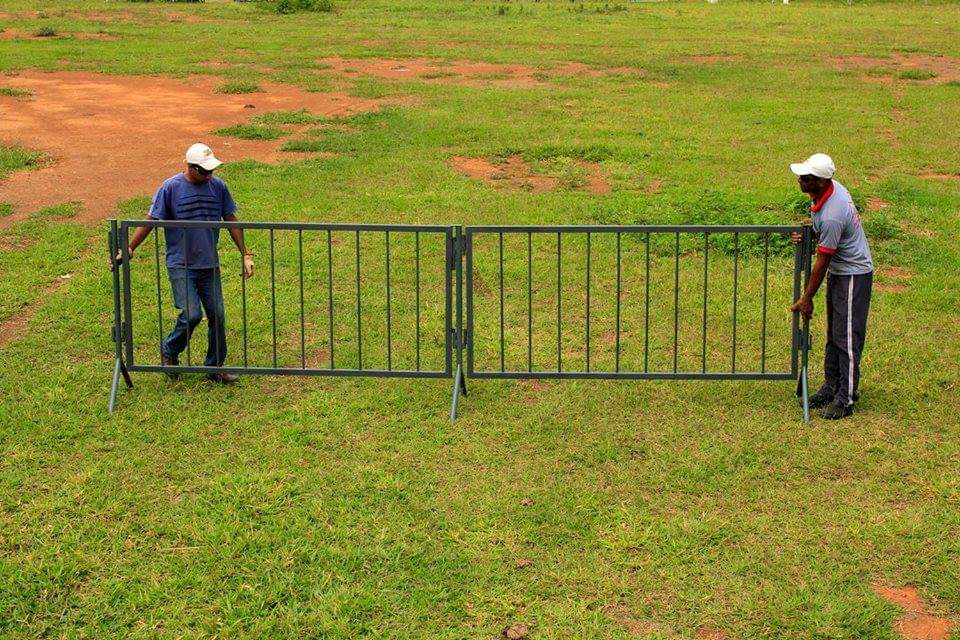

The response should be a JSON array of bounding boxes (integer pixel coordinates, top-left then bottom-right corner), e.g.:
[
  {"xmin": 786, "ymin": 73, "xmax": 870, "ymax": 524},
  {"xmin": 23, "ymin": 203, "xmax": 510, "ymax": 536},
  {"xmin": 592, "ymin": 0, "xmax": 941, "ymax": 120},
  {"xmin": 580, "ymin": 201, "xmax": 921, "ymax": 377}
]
[
  {"xmin": 207, "ymin": 372, "xmax": 239, "ymax": 385},
  {"xmin": 806, "ymin": 386, "xmax": 836, "ymax": 410},
  {"xmin": 821, "ymin": 400, "xmax": 853, "ymax": 420},
  {"xmin": 160, "ymin": 353, "xmax": 180, "ymax": 380}
]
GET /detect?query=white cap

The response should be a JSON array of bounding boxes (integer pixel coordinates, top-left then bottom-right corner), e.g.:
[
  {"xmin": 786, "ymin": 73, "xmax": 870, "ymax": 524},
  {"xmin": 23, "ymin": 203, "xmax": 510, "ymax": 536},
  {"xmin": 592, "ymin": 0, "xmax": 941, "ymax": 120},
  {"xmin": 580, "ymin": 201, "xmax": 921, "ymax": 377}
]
[
  {"xmin": 790, "ymin": 153, "xmax": 835, "ymax": 179},
  {"xmin": 185, "ymin": 143, "xmax": 222, "ymax": 171}
]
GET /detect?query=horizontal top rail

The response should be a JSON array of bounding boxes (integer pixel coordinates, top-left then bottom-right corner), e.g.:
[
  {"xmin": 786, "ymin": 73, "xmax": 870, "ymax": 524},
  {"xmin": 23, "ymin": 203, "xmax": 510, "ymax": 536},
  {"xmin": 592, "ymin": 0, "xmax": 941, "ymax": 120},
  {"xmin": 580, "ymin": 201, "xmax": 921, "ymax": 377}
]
[
  {"xmin": 116, "ymin": 219, "xmax": 454, "ymax": 233},
  {"xmin": 466, "ymin": 224, "xmax": 802, "ymax": 234}
]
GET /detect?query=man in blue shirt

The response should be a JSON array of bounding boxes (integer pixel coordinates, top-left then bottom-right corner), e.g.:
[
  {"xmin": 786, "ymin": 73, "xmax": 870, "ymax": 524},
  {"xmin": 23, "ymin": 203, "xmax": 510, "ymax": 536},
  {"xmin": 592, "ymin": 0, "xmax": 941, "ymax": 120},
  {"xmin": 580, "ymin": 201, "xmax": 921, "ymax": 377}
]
[
  {"xmin": 789, "ymin": 153, "xmax": 874, "ymax": 419},
  {"xmin": 123, "ymin": 143, "xmax": 254, "ymax": 383}
]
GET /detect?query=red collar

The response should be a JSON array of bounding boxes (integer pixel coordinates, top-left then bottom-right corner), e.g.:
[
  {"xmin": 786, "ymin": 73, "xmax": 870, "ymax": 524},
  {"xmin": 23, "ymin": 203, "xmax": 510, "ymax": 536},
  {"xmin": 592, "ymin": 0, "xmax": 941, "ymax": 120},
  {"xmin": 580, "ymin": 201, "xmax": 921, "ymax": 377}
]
[{"xmin": 810, "ymin": 181, "xmax": 834, "ymax": 213}]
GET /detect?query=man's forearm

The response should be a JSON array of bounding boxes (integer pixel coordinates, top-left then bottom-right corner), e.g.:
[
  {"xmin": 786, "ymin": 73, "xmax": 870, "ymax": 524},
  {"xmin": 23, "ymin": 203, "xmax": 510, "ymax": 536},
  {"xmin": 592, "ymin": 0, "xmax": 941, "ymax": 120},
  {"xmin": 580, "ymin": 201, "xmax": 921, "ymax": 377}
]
[
  {"xmin": 127, "ymin": 220, "xmax": 152, "ymax": 253},
  {"xmin": 802, "ymin": 253, "xmax": 831, "ymax": 301},
  {"xmin": 224, "ymin": 215, "xmax": 248, "ymax": 254}
]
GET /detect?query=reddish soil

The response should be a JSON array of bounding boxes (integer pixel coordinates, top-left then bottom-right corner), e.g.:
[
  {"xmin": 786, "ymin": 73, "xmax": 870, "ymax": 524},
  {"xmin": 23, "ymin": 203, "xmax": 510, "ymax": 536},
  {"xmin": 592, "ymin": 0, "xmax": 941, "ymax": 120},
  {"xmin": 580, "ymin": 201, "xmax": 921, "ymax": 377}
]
[
  {"xmin": 872, "ymin": 583, "xmax": 954, "ymax": 640},
  {"xmin": 695, "ymin": 627, "xmax": 728, "ymax": 640},
  {"xmin": 881, "ymin": 265, "xmax": 914, "ymax": 280},
  {"xmin": 449, "ymin": 155, "xmax": 611, "ymax": 194},
  {"xmin": 316, "ymin": 57, "xmax": 644, "ymax": 88},
  {"xmin": 0, "ymin": 71, "xmax": 401, "ymax": 229},
  {"xmin": 876, "ymin": 265, "xmax": 912, "ymax": 293},
  {"xmin": 876, "ymin": 283, "xmax": 909, "ymax": 293},
  {"xmin": 501, "ymin": 623, "xmax": 530, "ymax": 639},
  {"xmin": 830, "ymin": 54, "xmax": 960, "ymax": 84},
  {"xmin": 867, "ymin": 196, "xmax": 891, "ymax": 210}
]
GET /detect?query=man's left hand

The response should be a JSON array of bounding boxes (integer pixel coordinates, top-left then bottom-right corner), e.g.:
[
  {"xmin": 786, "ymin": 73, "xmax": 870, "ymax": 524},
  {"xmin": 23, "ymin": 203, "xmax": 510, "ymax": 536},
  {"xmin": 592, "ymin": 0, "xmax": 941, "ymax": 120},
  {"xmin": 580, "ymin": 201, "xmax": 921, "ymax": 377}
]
[
  {"xmin": 243, "ymin": 253, "xmax": 254, "ymax": 279},
  {"xmin": 791, "ymin": 296, "xmax": 813, "ymax": 320}
]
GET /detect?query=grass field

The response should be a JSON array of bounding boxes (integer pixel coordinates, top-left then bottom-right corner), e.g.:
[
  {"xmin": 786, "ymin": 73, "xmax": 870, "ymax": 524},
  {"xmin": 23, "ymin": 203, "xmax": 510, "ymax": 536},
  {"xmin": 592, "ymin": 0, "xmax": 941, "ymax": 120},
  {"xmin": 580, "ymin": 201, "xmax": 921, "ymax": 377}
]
[{"xmin": 1, "ymin": 1, "xmax": 959, "ymax": 638}]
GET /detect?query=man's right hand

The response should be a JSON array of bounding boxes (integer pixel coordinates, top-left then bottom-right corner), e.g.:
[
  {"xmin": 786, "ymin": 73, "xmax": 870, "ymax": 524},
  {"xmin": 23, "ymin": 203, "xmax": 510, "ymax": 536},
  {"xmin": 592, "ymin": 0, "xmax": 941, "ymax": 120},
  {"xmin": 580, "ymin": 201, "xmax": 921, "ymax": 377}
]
[
  {"xmin": 109, "ymin": 247, "xmax": 131, "ymax": 271},
  {"xmin": 791, "ymin": 231, "xmax": 803, "ymax": 245}
]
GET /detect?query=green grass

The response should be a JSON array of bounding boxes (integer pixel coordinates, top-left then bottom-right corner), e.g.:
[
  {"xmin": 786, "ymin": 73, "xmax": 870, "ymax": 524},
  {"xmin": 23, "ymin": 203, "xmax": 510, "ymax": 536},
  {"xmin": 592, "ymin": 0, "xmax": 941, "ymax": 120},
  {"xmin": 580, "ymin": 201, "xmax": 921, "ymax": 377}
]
[
  {"xmin": 214, "ymin": 123, "xmax": 285, "ymax": 140},
  {"xmin": 215, "ymin": 80, "xmax": 263, "ymax": 94},
  {"xmin": 0, "ymin": 145, "xmax": 42, "ymax": 181},
  {"xmin": 1, "ymin": 1, "xmax": 960, "ymax": 638},
  {"xmin": 898, "ymin": 69, "xmax": 938, "ymax": 81},
  {"xmin": 0, "ymin": 86, "xmax": 32, "ymax": 98}
]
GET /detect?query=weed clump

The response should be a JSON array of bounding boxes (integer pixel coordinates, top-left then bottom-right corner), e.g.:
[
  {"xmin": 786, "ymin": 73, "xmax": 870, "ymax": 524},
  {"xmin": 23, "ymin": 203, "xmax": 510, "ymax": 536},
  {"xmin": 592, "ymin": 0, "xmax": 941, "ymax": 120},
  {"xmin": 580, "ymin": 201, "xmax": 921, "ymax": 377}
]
[
  {"xmin": 215, "ymin": 81, "xmax": 262, "ymax": 94},
  {"xmin": 898, "ymin": 69, "xmax": 937, "ymax": 81},
  {"xmin": 32, "ymin": 27, "xmax": 57, "ymax": 37},
  {"xmin": 0, "ymin": 87, "xmax": 33, "ymax": 98},
  {"xmin": 273, "ymin": 0, "xmax": 333, "ymax": 14},
  {"xmin": 214, "ymin": 124, "xmax": 284, "ymax": 140}
]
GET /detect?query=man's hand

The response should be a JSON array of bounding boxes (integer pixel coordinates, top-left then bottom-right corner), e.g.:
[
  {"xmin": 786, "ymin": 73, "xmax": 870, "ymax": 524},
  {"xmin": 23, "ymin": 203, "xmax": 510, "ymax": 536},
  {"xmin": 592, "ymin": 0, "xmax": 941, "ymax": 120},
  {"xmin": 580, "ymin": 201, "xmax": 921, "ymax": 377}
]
[
  {"xmin": 242, "ymin": 253, "xmax": 254, "ymax": 279},
  {"xmin": 791, "ymin": 218, "xmax": 811, "ymax": 245},
  {"xmin": 109, "ymin": 247, "xmax": 131, "ymax": 271},
  {"xmin": 790, "ymin": 296, "xmax": 813, "ymax": 320}
]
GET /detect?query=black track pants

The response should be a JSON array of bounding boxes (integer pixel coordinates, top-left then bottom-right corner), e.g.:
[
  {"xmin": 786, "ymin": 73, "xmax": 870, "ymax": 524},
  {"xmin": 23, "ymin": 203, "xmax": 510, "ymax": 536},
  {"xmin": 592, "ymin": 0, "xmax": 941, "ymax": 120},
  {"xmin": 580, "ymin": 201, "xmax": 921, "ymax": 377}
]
[{"xmin": 823, "ymin": 272, "xmax": 873, "ymax": 406}]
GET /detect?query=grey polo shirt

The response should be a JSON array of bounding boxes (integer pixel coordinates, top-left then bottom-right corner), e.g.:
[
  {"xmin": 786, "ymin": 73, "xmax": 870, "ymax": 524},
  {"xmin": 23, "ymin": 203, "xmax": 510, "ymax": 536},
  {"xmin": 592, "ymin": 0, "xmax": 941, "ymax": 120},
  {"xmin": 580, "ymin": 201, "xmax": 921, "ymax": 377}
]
[{"xmin": 811, "ymin": 180, "xmax": 874, "ymax": 275}]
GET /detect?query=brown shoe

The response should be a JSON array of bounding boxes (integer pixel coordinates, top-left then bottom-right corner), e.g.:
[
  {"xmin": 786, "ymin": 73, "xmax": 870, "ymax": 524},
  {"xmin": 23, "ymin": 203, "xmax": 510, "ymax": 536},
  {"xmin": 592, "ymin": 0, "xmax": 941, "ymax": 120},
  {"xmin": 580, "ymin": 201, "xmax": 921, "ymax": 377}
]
[{"xmin": 207, "ymin": 372, "xmax": 239, "ymax": 385}]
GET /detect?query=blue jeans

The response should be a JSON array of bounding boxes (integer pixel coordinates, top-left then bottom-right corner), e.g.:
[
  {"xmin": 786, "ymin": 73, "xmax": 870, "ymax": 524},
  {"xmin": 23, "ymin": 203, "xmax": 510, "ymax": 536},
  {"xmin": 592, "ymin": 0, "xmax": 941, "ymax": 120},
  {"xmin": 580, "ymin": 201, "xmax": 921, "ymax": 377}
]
[{"xmin": 162, "ymin": 267, "xmax": 227, "ymax": 367}]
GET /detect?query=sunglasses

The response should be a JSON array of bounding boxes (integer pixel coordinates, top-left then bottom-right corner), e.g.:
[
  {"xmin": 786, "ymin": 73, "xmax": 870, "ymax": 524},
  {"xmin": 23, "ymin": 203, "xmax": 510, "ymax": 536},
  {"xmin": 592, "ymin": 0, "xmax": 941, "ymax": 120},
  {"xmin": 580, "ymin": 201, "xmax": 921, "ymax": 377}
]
[{"xmin": 190, "ymin": 164, "xmax": 213, "ymax": 176}]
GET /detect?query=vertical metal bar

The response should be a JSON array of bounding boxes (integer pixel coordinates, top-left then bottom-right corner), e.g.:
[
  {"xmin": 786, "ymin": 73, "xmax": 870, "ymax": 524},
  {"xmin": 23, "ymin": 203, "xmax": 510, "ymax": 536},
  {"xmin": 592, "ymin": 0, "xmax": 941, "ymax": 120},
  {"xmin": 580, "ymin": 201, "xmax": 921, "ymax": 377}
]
[
  {"xmin": 415, "ymin": 231, "xmax": 421, "ymax": 372},
  {"xmin": 355, "ymin": 229, "xmax": 362, "ymax": 370},
  {"xmin": 527, "ymin": 231, "xmax": 532, "ymax": 372},
  {"xmin": 154, "ymin": 230, "xmax": 163, "ymax": 360},
  {"xmin": 241, "ymin": 229, "xmax": 248, "ymax": 367},
  {"xmin": 110, "ymin": 221, "xmax": 123, "ymax": 367},
  {"xmin": 615, "ymin": 232, "xmax": 621, "ymax": 373},
  {"xmin": 790, "ymin": 229, "xmax": 802, "ymax": 377},
  {"xmin": 702, "ymin": 232, "xmax": 709, "ymax": 373},
  {"xmin": 585, "ymin": 231, "xmax": 591, "ymax": 373},
  {"xmin": 461, "ymin": 228, "xmax": 469, "ymax": 376},
  {"xmin": 299, "ymin": 229, "xmax": 305, "ymax": 368},
  {"xmin": 455, "ymin": 226, "xmax": 465, "ymax": 388},
  {"xmin": 556, "ymin": 231, "xmax": 562, "ymax": 373},
  {"xmin": 644, "ymin": 232, "xmax": 650, "ymax": 373},
  {"xmin": 327, "ymin": 229, "xmax": 334, "ymax": 369},
  {"xmin": 118, "ymin": 225, "xmax": 136, "ymax": 368},
  {"xmin": 732, "ymin": 232, "xmax": 739, "ymax": 373},
  {"xmin": 673, "ymin": 232, "xmax": 679, "ymax": 373},
  {"xmin": 181, "ymin": 224, "xmax": 192, "ymax": 367},
  {"xmin": 761, "ymin": 233, "xmax": 769, "ymax": 373},
  {"xmin": 270, "ymin": 228, "xmax": 277, "ymax": 368},
  {"xmin": 385, "ymin": 230, "xmax": 392, "ymax": 371},
  {"xmin": 499, "ymin": 232, "xmax": 505, "ymax": 372}
]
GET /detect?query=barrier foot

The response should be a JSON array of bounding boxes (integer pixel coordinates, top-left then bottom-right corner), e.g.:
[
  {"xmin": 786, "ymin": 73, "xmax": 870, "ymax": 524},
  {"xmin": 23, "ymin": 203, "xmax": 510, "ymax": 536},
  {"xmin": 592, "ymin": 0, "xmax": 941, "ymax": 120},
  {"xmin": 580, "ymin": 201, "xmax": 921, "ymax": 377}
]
[
  {"xmin": 108, "ymin": 357, "xmax": 133, "ymax": 414},
  {"xmin": 799, "ymin": 366, "xmax": 810, "ymax": 424},
  {"xmin": 449, "ymin": 364, "xmax": 464, "ymax": 422}
]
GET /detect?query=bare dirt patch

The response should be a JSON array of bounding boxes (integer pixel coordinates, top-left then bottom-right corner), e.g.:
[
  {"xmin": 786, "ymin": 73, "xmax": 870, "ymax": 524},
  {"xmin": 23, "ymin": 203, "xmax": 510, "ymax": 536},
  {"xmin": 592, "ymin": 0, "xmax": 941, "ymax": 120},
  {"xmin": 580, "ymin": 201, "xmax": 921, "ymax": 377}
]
[
  {"xmin": 681, "ymin": 54, "xmax": 740, "ymax": 65},
  {"xmin": 867, "ymin": 196, "xmax": 891, "ymax": 211},
  {"xmin": 0, "ymin": 29, "xmax": 118, "ymax": 41},
  {"xmin": 872, "ymin": 583, "xmax": 954, "ymax": 640},
  {"xmin": 0, "ymin": 71, "xmax": 403, "ymax": 229},
  {"xmin": 695, "ymin": 627, "xmax": 728, "ymax": 640},
  {"xmin": 317, "ymin": 57, "xmax": 644, "ymax": 88},
  {"xmin": 830, "ymin": 54, "xmax": 960, "ymax": 84},
  {"xmin": 898, "ymin": 221, "xmax": 936, "ymax": 239},
  {"xmin": 0, "ymin": 235, "xmax": 35, "ymax": 251},
  {"xmin": 602, "ymin": 603, "xmax": 660, "ymax": 637},
  {"xmin": 918, "ymin": 172, "xmax": 960, "ymax": 181},
  {"xmin": 876, "ymin": 265, "xmax": 913, "ymax": 293},
  {"xmin": 450, "ymin": 155, "xmax": 610, "ymax": 194}
]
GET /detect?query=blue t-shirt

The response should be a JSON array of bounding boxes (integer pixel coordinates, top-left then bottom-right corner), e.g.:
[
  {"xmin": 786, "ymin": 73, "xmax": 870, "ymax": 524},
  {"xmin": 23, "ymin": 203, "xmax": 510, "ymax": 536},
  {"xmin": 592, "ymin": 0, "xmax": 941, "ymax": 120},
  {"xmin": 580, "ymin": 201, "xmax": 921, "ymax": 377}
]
[{"xmin": 148, "ymin": 173, "xmax": 237, "ymax": 268}]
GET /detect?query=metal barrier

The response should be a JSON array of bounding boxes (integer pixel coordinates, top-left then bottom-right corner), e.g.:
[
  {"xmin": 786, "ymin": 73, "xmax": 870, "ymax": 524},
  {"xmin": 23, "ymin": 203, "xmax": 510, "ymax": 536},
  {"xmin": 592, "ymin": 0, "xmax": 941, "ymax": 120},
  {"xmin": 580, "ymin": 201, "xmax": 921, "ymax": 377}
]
[{"xmin": 109, "ymin": 220, "xmax": 811, "ymax": 421}]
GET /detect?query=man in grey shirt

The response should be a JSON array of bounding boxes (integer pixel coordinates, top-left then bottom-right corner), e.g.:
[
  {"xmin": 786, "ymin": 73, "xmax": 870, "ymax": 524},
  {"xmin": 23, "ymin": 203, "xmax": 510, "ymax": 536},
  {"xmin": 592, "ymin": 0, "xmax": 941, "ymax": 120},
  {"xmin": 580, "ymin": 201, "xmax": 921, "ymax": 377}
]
[{"xmin": 789, "ymin": 153, "xmax": 874, "ymax": 419}]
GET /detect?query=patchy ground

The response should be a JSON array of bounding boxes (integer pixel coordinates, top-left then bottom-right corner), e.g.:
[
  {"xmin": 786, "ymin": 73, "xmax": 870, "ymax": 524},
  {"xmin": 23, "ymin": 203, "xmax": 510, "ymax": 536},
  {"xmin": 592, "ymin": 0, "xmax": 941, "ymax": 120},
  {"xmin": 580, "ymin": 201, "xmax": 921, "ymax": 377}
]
[
  {"xmin": 872, "ymin": 583, "xmax": 954, "ymax": 640},
  {"xmin": 316, "ymin": 57, "xmax": 645, "ymax": 88},
  {"xmin": 0, "ymin": 71, "xmax": 402, "ymax": 228},
  {"xmin": 876, "ymin": 265, "xmax": 914, "ymax": 293},
  {"xmin": 830, "ymin": 54, "xmax": 960, "ymax": 85},
  {"xmin": 0, "ymin": 28, "xmax": 118, "ymax": 41},
  {"xmin": 449, "ymin": 155, "xmax": 610, "ymax": 194}
]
